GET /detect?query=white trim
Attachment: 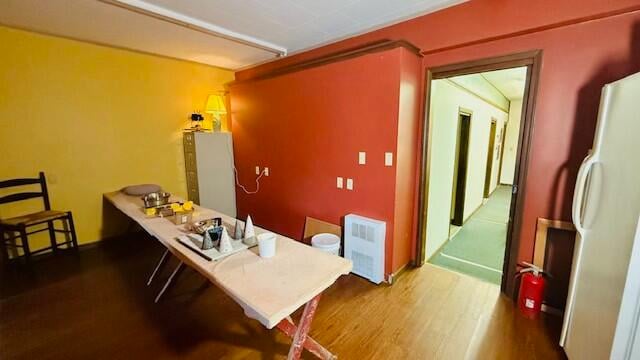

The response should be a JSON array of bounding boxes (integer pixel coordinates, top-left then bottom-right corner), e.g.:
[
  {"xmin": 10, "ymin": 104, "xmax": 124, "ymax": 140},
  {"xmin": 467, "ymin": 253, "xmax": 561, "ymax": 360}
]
[
  {"xmin": 439, "ymin": 252, "xmax": 503, "ymax": 273},
  {"xmin": 474, "ymin": 218, "xmax": 509, "ymax": 225},
  {"xmin": 101, "ymin": 0, "xmax": 287, "ymax": 56}
]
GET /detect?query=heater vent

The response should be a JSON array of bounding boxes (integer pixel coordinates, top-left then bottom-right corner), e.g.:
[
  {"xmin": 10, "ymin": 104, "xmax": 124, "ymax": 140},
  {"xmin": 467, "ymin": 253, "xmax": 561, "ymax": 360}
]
[
  {"xmin": 351, "ymin": 250, "xmax": 374, "ymax": 279},
  {"xmin": 344, "ymin": 214, "xmax": 386, "ymax": 284},
  {"xmin": 352, "ymin": 223, "xmax": 375, "ymax": 242}
]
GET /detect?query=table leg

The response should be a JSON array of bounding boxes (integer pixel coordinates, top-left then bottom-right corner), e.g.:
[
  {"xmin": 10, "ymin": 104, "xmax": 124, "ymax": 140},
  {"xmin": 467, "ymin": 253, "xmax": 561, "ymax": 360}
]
[
  {"xmin": 276, "ymin": 294, "xmax": 335, "ymax": 360},
  {"xmin": 147, "ymin": 248, "xmax": 170, "ymax": 286},
  {"xmin": 155, "ymin": 261, "xmax": 184, "ymax": 303}
]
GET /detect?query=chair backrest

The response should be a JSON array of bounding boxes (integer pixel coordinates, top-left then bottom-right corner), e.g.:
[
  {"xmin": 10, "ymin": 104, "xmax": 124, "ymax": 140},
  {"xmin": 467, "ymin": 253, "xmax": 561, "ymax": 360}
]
[
  {"xmin": 303, "ymin": 216, "xmax": 342, "ymax": 244},
  {"xmin": 0, "ymin": 172, "xmax": 50, "ymax": 210}
]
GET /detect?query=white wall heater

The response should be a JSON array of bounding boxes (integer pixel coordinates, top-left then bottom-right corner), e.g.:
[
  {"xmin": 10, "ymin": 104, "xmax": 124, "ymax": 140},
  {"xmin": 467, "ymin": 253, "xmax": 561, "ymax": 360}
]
[{"xmin": 344, "ymin": 214, "xmax": 386, "ymax": 284}]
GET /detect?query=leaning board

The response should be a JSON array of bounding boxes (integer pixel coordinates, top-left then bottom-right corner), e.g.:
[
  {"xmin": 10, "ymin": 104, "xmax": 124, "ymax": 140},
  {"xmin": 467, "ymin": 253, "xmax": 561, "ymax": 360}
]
[{"xmin": 104, "ymin": 191, "xmax": 352, "ymax": 329}]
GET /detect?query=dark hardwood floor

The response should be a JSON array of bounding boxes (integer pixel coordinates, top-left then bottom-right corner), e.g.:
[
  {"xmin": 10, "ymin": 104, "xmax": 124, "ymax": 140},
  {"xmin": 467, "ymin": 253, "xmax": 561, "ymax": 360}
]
[{"xmin": 0, "ymin": 233, "xmax": 566, "ymax": 359}]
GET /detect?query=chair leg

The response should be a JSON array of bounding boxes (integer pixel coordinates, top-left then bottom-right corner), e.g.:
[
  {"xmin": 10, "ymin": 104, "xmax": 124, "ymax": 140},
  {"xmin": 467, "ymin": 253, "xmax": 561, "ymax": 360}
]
[
  {"xmin": 47, "ymin": 220, "xmax": 58, "ymax": 253},
  {"xmin": 0, "ymin": 227, "xmax": 8, "ymax": 265},
  {"xmin": 67, "ymin": 212, "xmax": 79, "ymax": 250},
  {"xmin": 19, "ymin": 226, "xmax": 31, "ymax": 263}
]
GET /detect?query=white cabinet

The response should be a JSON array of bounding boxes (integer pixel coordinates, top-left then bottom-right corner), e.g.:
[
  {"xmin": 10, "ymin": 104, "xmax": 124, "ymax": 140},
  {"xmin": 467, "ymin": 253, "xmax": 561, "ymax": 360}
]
[{"xmin": 183, "ymin": 132, "xmax": 236, "ymax": 217}]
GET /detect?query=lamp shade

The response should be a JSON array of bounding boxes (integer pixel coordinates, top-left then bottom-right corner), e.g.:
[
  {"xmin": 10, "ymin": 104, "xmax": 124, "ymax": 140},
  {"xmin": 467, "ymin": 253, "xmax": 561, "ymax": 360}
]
[{"xmin": 205, "ymin": 94, "xmax": 227, "ymax": 115}]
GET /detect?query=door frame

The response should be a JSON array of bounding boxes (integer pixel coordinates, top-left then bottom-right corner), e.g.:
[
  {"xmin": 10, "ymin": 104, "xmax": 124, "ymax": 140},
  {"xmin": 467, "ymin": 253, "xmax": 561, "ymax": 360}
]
[
  {"xmin": 484, "ymin": 118, "xmax": 498, "ymax": 198},
  {"xmin": 497, "ymin": 122, "xmax": 508, "ymax": 183},
  {"xmin": 415, "ymin": 50, "xmax": 543, "ymax": 297}
]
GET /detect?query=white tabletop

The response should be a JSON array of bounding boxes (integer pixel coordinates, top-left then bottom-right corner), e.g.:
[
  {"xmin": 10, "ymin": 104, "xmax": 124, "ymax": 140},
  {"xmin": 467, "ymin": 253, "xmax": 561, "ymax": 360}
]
[{"xmin": 104, "ymin": 191, "xmax": 352, "ymax": 328}]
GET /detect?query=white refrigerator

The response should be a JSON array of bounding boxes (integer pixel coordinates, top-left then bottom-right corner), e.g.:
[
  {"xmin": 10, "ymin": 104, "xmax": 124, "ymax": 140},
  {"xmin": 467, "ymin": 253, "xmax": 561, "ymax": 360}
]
[{"xmin": 561, "ymin": 72, "xmax": 640, "ymax": 359}]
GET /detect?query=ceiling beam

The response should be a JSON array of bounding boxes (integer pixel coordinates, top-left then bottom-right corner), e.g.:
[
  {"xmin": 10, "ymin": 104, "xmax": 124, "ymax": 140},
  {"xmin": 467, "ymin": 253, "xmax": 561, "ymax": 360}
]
[{"xmin": 99, "ymin": 0, "xmax": 287, "ymax": 57}]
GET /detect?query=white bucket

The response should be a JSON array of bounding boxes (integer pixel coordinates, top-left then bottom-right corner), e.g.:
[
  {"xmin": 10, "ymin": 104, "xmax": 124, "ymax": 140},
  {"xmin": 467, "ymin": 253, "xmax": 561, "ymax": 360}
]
[
  {"xmin": 311, "ymin": 233, "xmax": 341, "ymax": 256},
  {"xmin": 257, "ymin": 232, "xmax": 277, "ymax": 258}
]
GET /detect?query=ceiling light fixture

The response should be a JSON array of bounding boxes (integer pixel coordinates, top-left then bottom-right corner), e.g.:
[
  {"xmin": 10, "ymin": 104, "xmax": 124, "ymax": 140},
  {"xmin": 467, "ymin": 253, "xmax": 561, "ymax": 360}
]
[{"xmin": 99, "ymin": 0, "xmax": 287, "ymax": 57}]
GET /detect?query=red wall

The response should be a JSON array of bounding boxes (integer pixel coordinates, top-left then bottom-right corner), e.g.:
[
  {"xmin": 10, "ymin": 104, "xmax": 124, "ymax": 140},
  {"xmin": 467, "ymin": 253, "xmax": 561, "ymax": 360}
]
[
  {"xmin": 421, "ymin": 13, "xmax": 640, "ymax": 265},
  {"xmin": 230, "ymin": 48, "xmax": 410, "ymax": 274},
  {"xmin": 392, "ymin": 50, "xmax": 423, "ymax": 272},
  {"xmin": 234, "ymin": 1, "xmax": 640, "ymax": 272}
]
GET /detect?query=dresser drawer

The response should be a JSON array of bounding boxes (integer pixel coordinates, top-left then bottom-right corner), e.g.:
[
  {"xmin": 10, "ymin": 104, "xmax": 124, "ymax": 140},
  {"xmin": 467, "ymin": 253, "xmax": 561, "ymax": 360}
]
[
  {"xmin": 188, "ymin": 188, "xmax": 200, "ymax": 204},
  {"xmin": 184, "ymin": 152, "xmax": 197, "ymax": 170},
  {"xmin": 186, "ymin": 168, "xmax": 198, "ymax": 184},
  {"xmin": 183, "ymin": 132, "xmax": 195, "ymax": 146}
]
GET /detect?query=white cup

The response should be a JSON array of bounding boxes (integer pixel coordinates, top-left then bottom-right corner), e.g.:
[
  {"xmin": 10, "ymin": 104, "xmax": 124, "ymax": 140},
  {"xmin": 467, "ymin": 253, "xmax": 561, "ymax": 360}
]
[{"xmin": 257, "ymin": 232, "xmax": 277, "ymax": 258}]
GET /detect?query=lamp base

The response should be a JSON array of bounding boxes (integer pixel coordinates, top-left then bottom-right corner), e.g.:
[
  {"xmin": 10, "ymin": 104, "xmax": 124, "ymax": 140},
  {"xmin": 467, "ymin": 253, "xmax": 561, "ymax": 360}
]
[{"xmin": 213, "ymin": 120, "xmax": 221, "ymax": 132}]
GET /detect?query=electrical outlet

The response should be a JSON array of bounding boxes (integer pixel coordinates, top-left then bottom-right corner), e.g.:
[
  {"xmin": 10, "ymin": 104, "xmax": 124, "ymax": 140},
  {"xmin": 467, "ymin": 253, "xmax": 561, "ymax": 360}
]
[
  {"xmin": 358, "ymin": 152, "xmax": 366, "ymax": 165},
  {"xmin": 337, "ymin": 177, "xmax": 343, "ymax": 189},
  {"xmin": 385, "ymin": 152, "xmax": 393, "ymax": 166},
  {"xmin": 346, "ymin": 178, "xmax": 353, "ymax": 190},
  {"xmin": 264, "ymin": 167, "xmax": 269, "ymax": 176},
  {"xmin": 255, "ymin": 166, "xmax": 260, "ymax": 175}
]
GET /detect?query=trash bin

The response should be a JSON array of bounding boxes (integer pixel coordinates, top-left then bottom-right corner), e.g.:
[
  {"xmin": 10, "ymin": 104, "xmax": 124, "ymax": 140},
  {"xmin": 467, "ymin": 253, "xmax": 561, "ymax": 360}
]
[{"xmin": 311, "ymin": 233, "xmax": 341, "ymax": 256}]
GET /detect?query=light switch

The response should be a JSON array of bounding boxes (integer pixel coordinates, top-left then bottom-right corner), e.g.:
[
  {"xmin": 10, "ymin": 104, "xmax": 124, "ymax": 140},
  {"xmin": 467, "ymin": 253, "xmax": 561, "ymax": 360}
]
[
  {"xmin": 385, "ymin": 152, "xmax": 393, "ymax": 166},
  {"xmin": 358, "ymin": 152, "xmax": 366, "ymax": 165},
  {"xmin": 255, "ymin": 166, "xmax": 260, "ymax": 175},
  {"xmin": 346, "ymin": 178, "xmax": 353, "ymax": 190},
  {"xmin": 337, "ymin": 177, "xmax": 344, "ymax": 189}
]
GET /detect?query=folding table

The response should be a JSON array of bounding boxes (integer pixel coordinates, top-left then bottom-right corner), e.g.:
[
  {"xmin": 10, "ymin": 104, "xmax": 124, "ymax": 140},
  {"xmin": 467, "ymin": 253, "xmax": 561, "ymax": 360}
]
[{"xmin": 104, "ymin": 191, "xmax": 352, "ymax": 359}]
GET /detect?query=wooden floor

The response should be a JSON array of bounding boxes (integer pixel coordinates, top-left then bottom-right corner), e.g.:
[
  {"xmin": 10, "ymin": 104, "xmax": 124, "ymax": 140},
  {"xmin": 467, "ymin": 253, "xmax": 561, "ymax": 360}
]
[{"xmin": 0, "ymin": 233, "xmax": 566, "ymax": 359}]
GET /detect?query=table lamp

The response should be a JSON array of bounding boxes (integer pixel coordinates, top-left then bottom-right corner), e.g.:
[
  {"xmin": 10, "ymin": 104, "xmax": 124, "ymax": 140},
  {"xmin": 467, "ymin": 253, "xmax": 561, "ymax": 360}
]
[{"xmin": 205, "ymin": 94, "xmax": 227, "ymax": 132}]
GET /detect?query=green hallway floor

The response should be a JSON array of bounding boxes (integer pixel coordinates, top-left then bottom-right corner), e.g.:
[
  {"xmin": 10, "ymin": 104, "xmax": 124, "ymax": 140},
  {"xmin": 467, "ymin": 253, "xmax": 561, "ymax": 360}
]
[{"xmin": 430, "ymin": 185, "xmax": 511, "ymax": 285}]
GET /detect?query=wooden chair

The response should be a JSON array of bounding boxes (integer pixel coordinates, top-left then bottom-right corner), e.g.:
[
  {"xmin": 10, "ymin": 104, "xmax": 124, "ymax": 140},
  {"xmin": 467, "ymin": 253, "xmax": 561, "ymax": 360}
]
[
  {"xmin": 302, "ymin": 216, "xmax": 342, "ymax": 245},
  {"xmin": 0, "ymin": 172, "xmax": 78, "ymax": 263}
]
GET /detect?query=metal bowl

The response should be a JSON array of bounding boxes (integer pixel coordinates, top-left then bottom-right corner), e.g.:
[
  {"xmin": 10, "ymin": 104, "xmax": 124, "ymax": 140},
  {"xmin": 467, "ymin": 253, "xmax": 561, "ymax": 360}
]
[{"xmin": 142, "ymin": 192, "xmax": 171, "ymax": 208}]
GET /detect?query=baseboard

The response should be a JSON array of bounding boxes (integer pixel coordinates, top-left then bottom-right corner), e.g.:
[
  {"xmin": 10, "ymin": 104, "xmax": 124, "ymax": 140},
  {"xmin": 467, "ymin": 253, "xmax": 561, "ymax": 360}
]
[
  {"xmin": 386, "ymin": 263, "xmax": 410, "ymax": 285},
  {"xmin": 4, "ymin": 230, "xmax": 146, "ymax": 261},
  {"xmin": 425, "ymin": 235, "xmax": 451, "ymax": 262},
  {"xmin": 462, "ymin": 201, "xmax": 483, "ymax": 224}
]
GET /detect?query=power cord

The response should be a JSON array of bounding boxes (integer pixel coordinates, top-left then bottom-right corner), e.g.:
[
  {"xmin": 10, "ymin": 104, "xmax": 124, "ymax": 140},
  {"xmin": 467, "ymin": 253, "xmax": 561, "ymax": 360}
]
[
  {"xmin": 234, "ymin": 167, "xmax": 265, "ymax": 194},
  {"xmin": 225, "ymin": 138, "xmax": 265, "ymax": 194}
]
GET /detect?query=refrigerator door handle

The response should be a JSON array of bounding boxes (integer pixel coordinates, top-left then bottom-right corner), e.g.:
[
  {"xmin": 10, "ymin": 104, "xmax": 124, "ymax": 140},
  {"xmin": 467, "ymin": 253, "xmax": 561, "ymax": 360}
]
[
  {"xmin": 572, "ymin": 154, "xmax": 596, "ymax": 235},
  {"xmin": 561, "ymin": 154, "xmax": 597, "ymax": 346}
]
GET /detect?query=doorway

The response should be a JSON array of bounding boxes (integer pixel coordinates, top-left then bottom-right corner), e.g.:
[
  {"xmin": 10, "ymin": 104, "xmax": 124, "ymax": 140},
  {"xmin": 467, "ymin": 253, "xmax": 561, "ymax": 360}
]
[
  {"xmin": 451, "ymin": 111, "xmax": 471, "ymax": 227},
  {"xmin": 416, "ymin": 51, "xmax": 542, "ymax": 296}
]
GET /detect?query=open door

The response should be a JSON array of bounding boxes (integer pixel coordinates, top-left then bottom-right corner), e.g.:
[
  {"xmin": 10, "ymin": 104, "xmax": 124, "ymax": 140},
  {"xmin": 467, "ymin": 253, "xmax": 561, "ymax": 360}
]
[{"xmin": 451, "ymin": 111, "xmax": 471, "ymax": 226}]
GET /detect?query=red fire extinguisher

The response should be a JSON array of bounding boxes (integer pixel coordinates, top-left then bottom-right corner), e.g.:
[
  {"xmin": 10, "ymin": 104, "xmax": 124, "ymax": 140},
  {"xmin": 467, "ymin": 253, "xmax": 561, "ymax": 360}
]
[{"xmin": 516, "ymin": 262, "xmax": 547, "ymax": 318}]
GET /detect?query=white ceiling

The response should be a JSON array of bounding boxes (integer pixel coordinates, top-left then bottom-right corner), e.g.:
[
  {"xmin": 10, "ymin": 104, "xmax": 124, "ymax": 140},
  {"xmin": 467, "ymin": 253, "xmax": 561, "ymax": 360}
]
[
  {"xmin": 482, "ymin": 67, "xmax": 528, "ymax": 101},
  {"xmin": 0, "ymin": 0, "xmax": 466, "ymax": 70}
]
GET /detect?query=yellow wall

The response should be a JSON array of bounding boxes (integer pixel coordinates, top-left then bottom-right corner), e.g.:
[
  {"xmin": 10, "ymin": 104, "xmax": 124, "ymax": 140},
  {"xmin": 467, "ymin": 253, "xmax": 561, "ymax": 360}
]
[{"xmin": 0, "ymin": 26, "xmax": 234, "ymax": 250}]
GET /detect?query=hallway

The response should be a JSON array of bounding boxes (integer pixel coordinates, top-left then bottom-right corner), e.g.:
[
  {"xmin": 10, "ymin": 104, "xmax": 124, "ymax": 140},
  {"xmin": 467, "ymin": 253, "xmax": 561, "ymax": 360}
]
[{"xmin": 430, "ymin": 185, "xmax": 512, "ymax": 285}]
